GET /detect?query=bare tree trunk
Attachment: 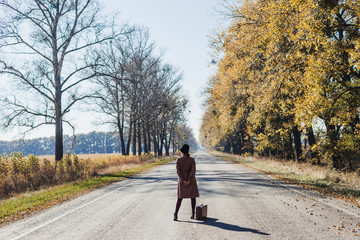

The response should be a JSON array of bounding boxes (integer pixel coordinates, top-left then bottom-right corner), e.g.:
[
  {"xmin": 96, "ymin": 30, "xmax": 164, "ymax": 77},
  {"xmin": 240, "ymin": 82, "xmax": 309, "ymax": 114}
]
[
  {"xmin": 147, "ymin": 126, "xmax": 151, "ymax": 154},
  {"xmin": 55, "ymin": 106, "xmax": 63, "ymax": 161},
  {"xmin": 143, "ymin": 121, "xmax": 148, "ymax": 153},
  {"xmin": 153, "ymin": 133, "xmax": 158, "ymax": 156},
  {"xmin": 126, "ymin": 117, "xmax": 133, "ymax": 156},
  {"xmin": 137, "ymin": 120, "xmax": 142, "ymax": 155},
  {"xmin": 165, "ymin": 143, "xmax": 170, "ymax": 156},
  {"xmin": 325, "ymin": 120, "xmax": 343, "ymax": 169},
  {"xmin": 172, "ymin": 138, "xmax": 175, "ymax": 154},
  {"xmin": 132, "ymin": 121, "xmax": 137, "ymax": 156},
  {"xmin": 307, "ymin": 126, "xmax": 318, "ymax": 164},
  {"xmin": 165, "ymin": 130, "xmax": 172, "ymax": 156},
  {"xmin": 117, "ymin": 120, "xmax": 126, "ymax": 155},
  {"xmin": 55, "ymin": 73, "xmax": 63, "ymax": 161},
  {"xmin": 293, "ymin": 126, "xmax": 303, "ymax": 162}
]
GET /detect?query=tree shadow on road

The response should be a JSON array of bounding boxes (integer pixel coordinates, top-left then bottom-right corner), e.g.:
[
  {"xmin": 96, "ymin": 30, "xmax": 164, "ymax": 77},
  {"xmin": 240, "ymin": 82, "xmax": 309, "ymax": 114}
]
[{"xmin": 192, "ymin": 218, "xmax": 270, "ymax": 236}]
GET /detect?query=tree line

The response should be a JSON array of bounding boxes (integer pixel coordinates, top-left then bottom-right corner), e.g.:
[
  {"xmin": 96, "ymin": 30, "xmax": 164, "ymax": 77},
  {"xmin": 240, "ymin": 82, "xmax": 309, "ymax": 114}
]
[
  {"xmin": 0, "ymin": 130, "xmax": 198, "ymax": 156},
  {"xmin": 0, "ymin": 132, "xmax": 121, "ymax": 156},
  {"xmin": 201, "ymin": 0, "xmax": 360, "ymax": 170},
  {"xmin": 0, "ymin": 0, "xmax": 195, "ymax": 161}
]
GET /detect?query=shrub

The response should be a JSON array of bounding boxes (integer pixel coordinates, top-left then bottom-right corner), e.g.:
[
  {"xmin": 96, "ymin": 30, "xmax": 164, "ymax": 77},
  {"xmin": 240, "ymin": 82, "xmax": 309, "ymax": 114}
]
[
  {"xmin": 73, "ymin": 154, "xmax": 82, "ymax": 179},
  {"xmin": 41, "ymin": 158, "xmax": 55, "ymax": 185},
  {"xmin": 26, "ymin": 154, "xmax": 41, "ymax": 190}
]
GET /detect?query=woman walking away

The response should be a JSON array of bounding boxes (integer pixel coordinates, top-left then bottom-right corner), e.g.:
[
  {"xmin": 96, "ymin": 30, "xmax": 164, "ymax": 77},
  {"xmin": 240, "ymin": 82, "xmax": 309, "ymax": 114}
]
[{"xmin": 174, "ymin": 144, "xmax": 199, "ymax": 221}]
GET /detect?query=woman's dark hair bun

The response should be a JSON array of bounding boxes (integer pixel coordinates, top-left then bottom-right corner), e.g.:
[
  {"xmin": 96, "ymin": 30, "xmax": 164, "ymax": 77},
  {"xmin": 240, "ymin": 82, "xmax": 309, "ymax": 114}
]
[{"xmin": 180, "ymin": 144, "xmax": 189, "ymax": 154}]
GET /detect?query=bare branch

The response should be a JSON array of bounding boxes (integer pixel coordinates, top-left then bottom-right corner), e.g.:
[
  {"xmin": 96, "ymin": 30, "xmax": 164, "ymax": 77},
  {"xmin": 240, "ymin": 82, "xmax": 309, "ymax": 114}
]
[
  {"xmin": 62, "ymin": 94, "xmax": 96, "ymax": 118},
  {"xmin": 0, "ymin": 61, "xmax": 54, "ymax": 103}
]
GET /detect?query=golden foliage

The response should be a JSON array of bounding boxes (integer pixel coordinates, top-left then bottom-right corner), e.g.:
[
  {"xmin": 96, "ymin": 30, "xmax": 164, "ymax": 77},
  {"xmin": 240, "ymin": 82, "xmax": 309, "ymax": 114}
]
[{"xmin": 202, "ymin": 0, "xmax": 360, "ymax": 169}]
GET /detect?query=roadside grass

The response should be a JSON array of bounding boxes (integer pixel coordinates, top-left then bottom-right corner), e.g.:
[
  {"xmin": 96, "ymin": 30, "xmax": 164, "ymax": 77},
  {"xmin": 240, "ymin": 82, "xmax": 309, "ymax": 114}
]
[
  {"xmin": 0, "ymin": 152, "xmax": 157, "ymax": 199},
  {"xmin": 0, "ymin": 156, "xmax": 176, "ymax": 225},
  {"xmin": 211, "ymin": 151, "xmax": 360, "ymax": 206}
]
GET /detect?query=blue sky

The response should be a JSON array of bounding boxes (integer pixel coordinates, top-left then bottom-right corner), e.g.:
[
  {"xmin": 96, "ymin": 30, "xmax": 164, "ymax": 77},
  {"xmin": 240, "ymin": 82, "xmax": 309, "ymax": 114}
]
[
  {"xmin": 1, "ymin": 0, "xmax": 221, "ymax": 141},
  {"xmin": 104, "ymin": 0, "xmax": 220, "ymax": 140}
]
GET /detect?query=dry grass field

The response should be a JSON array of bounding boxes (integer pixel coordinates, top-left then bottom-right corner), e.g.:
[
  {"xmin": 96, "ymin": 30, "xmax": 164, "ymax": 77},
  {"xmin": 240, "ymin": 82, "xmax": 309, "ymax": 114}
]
[
  {"xmin": 0, "ymin": 153, "xmax": 178, "ymax": 224},
  {"xmin": 37, "ymin": 153, "xmax": 156, "ymax": 174},
  {"xmin": 0, "ymin": 152, "xmax": 177, "ymax": 199}
]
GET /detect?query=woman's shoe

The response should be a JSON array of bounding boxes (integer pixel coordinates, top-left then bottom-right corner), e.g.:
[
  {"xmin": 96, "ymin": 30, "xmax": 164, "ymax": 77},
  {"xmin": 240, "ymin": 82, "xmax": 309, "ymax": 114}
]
[
  {"xmin": 191, "ymin": 212, "xmax": 195, "ymax": 219},
  {"xmin": 173, "ymin": 213, "xmax": 178, "ymax": 221}
]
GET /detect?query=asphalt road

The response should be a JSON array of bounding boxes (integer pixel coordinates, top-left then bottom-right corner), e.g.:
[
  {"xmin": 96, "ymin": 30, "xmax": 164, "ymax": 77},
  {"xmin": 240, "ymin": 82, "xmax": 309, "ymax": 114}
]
[{"xmin": 0, "ymin": 152, "xmax": 359, "ymax": 240}]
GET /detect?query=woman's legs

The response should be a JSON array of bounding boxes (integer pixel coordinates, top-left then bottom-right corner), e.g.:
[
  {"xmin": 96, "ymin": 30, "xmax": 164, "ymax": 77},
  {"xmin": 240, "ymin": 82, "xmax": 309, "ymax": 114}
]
[
  {"xmin": 174, "ymin": 198, "xmax": 196, "ymax": 220},
  {"xmin": 191, "ymin": 198, "xmax": 196, "ymax": 218},
  {"xmin": 174, "ymin": 198, "xmax": 182, "ymax": 220}
]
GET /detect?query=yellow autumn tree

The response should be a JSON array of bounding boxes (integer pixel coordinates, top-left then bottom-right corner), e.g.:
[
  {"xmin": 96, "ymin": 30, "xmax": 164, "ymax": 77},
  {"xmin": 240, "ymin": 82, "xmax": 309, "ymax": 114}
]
[
  {"xmin": 202, "ymin": 0, "xmax": 360, "ymax": 170},
  {"xmin": 293, "ymin": 0, "xmax": 360, "ymax": 169}
]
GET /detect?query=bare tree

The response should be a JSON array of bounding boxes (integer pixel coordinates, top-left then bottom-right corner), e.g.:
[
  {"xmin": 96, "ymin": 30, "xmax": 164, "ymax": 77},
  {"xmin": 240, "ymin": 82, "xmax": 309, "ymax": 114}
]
[
  {"xmin": 153, "ymin": 64, "xmax": 183, "ymax": 156},
  {"xmin": 92, "ymin": 27, "xmax": 159, "ymax": 155},
  {"xmin": 92, "ymin": 26, "xmax": 188, "ymax": 156},
  {"xmin": 0, "ymin": 0, "xmax": 129, "ymax": 161}
]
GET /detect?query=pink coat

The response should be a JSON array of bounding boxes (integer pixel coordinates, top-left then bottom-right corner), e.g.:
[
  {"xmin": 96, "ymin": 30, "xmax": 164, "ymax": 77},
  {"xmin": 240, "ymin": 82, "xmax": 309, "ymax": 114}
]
[{"xmin": 176, "ymin": 155, "xmax": 200, "ymax": 199}]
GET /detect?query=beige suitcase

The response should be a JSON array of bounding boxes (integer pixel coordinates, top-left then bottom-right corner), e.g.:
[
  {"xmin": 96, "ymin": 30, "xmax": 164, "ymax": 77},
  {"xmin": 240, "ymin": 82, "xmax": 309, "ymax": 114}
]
[{"xmin": 195, "ymin": 204, "xmax": 207, "ymax": 220}]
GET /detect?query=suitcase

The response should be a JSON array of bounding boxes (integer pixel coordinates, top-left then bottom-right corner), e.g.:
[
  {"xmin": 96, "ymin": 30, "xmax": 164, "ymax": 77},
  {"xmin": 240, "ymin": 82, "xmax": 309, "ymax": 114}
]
[{"xmin": 195, "ymin": 204, "xmax": 207, "ymax": 220}]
